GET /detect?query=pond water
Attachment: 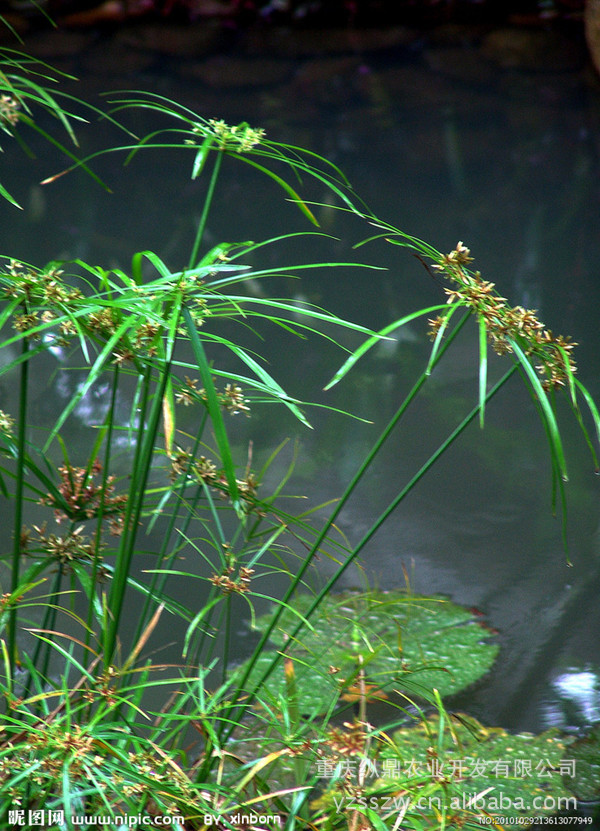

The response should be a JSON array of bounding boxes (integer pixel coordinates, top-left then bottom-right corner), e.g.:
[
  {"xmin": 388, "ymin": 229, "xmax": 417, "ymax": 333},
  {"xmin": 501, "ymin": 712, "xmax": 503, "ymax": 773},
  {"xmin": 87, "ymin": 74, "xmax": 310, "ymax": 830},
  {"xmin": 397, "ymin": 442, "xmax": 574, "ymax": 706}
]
[{"xmin": 1, "ymin": 20, "xmax": 600, "ymax": 739}]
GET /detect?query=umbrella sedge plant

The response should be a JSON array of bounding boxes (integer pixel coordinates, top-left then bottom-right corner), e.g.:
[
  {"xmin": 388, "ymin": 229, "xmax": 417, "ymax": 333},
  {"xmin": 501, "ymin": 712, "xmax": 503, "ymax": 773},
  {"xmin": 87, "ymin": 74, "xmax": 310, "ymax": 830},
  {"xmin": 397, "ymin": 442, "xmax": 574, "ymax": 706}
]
[{"xmin": 0, "ymin": 78, "xmax": 597, "ymax": 830}]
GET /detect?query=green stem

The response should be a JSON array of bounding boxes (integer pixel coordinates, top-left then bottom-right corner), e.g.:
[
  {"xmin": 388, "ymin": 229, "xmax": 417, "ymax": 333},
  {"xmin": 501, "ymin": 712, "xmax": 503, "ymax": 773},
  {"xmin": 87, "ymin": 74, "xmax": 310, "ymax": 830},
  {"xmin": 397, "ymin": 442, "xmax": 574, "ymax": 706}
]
[
  {"xmin": 103, "ymin": 284, "xmax": 182, "ymax": 667},
  {"xmin": 87, "ymin": 365, "xmax": 120, "ymax": 645},
  {"xmin": 210, "ymin": 313, "xmax": 472, "ymax": 758},
  {"xmin": 36, "ymin": 567, "xmax": 63, "ymax": 686},
  {"xmin": 130, "ymin": 409, "xmax": 208, "ymax": 651},
  {"xmin": 313, "ymin": 363, "xmax": 519, "ymax": 607},
  {"xmin": 22, "ymin": 566, "xmax": 62, "ymax": 701},
  {"xmin": 8, "ymin": 336, "xmax": 28, "ymax": 679},
  {"xmin": 222, "ymin": 362, "xmax": 518, "ymax": 755},
  {"xmin": 225, "ymin": 593, "xmax": 237, "ymax": 686},
  {"xmin": 102, "ymin": 375, "xmax": 148, "ymax": 661},
  {"xmin": 104, "ymin": 348, "xmax": 174, "ymax": 665},
  {"xmin": 188, "ymin": 151, "xmax": 223, "ymax": 270}
]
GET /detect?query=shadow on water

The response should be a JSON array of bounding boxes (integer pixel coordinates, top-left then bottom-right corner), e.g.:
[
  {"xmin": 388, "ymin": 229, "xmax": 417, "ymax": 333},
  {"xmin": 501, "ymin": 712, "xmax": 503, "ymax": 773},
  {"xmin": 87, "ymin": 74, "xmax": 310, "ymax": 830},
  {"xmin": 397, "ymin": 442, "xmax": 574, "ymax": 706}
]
[{"xmin": 1, "ymin": 20, "xmax": 599, "ymax": 735}]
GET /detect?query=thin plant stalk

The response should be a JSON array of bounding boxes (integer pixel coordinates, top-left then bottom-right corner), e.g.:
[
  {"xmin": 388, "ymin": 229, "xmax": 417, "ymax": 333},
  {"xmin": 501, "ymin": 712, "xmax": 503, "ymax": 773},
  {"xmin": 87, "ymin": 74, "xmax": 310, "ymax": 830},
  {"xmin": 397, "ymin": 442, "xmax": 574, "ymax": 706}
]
[
  {"xmin": 104, "ymin": 327, "xmax": 176, "ymax": 663},
  {"xmin": 188, "ymin": 151, "xmax": 223, "ymax": 270},
  {"xmin": 130, "ymin": 410, "xmax": 209, "ymax": 650},
  {"xmin": 86, "ymin": 366, "xmax": 120, "ymax": 644},
  {"xmin": 21, "ymin": 563, "xmax": 62, "ymax": 701},
  {"xmin": 8, "ymin": 336, "xmax": 28, "ymax": 677},
  {"xmin": 302, "ymin": 363, "xmax": 519, "ymax": 632},
  {"xmin": 103, "ymin": 365, "xmax": 151, "ymax": 645},
  {"xmin": 103, "ymin": 363, "xmax": 164, "ymax": 664},
  {"xmin": 212, "ymin": 313, "xmax": 472, "ymax": 750}
]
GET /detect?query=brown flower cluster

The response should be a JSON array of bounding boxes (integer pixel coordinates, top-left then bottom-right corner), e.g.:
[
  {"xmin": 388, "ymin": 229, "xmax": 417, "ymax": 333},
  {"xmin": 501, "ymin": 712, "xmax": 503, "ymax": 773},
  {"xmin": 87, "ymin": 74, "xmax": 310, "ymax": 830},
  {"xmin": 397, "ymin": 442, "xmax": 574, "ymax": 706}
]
[
  {"xmin": 207, "ymin": 118, "xmax": 266, "ymax": 153},
  {"xmin": 170, "ymin": 448, "xmax": 259, "ymax": 505},
  {"xmin": 0, "ymin": 259, "xmax": 210, "ymax": 360},
  {"xmin": 210, "ymin": 565, "xmax": 255, "ymax": 595},
  {"xmin": 41, "ymin": 461, "xmax": 127, "ymax": 535},
  {"xmin": 29, "ymin": 523, "xmax": 105, "ymax": 574},
  {"xmin": 3, "ymin": 261, "xmax": 81, "ymax": 345},
  {"xmin": 428, "ymin": 242, "xmax": 577, "ymax": 391},
  {"xmin": 4, "ymin": 261, "xmax": 80, "ymax": 301},
  {"xmin": 325, "ymin": 720, "xmax": 370, "ymax": 757},
  {"xmin": 175, "ymin": 375, "xmax": 250, "ymax": 416}
]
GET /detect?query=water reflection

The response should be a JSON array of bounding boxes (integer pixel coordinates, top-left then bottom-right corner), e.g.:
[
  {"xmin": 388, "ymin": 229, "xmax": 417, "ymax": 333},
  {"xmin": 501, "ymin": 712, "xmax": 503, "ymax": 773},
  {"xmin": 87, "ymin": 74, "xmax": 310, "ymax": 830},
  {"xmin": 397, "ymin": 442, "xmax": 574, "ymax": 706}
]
[
  {"xmin": 544, "ymin": 667, "xmax": 600, "ymax": 731},
  {"xmin": 0, "ymin": 22, "xmax": 599, "ymax": 734}
]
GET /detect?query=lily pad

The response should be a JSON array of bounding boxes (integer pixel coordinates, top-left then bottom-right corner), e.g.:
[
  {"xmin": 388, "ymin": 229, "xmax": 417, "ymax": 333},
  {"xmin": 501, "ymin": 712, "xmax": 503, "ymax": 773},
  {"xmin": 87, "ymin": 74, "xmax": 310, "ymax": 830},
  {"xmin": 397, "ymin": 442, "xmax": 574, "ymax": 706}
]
[
  {"xmin": 563, "ymin": 721, "xmax": 600, "ymax": 802},
  {"xmin": 377, "ymin": 713, "xmax": 575, "ymax": 827},
  {"xmin": 238, "ymin": 592, "xmax": 499, "ymax": 716}
]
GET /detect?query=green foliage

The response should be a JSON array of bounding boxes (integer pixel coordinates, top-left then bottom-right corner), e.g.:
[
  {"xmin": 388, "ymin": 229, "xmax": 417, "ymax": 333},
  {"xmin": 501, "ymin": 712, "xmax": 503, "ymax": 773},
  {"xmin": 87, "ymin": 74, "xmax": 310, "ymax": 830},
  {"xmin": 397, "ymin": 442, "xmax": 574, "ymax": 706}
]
[
  {"xmin": 312, "ymin": 713, "xmax": 576, "ymax": 830},
  {"xmin": 379, "ymin": 714, "xmax": 575, "ymax": 825},
  {"xmin": 0, "ymin": 49, "xmax": 128, "ymax": 207},
  {"xmin": 564, "ymin": 722, "xmax": 600, "ymax": 803},
  {"xmin": 0, "ymin": 56, "xmax": 597, "ymax": 830},
  {"xmin": 240, "ymin": 592, "xmax": 499, "ymax": 715}
]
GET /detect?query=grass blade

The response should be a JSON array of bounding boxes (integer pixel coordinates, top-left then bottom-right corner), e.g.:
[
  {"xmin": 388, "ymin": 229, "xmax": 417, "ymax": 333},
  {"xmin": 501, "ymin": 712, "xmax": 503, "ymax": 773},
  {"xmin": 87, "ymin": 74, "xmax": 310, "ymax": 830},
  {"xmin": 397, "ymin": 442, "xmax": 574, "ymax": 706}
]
[
  {"xmin": 325, "ymin": 305, "xmax": 446, "ymax": 390},
  {"xmin": 0, "ymin": 179, "xmax": 22, "ymax": 209},
  {"xmin": 510, "ymin": 339, "xmax": 568, "ymax": 483},
  {"xmin": 182, "ymin": 304, "xmax": 241, "ymax": 515},
  {"xmin": 478, "ymin": 314, "xmax": 488, "ymax": 429},
  {"xmin": 234, "ymin": 155, "xmax": 319, "ymax": 227}
]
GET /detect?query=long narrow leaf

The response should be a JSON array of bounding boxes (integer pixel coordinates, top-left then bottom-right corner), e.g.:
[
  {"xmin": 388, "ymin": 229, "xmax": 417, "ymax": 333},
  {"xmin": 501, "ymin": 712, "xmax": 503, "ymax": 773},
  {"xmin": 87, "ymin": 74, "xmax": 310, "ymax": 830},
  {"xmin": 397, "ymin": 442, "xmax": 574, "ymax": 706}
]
[
  {"xmin": 325, "ymin": 305, "xmax": 447, "ymax": 390},
  {"xmin": 233, "ymin": 155, "xmax": 319, "ymax": 226},
  {"xmin": 225, "ymin": 342, "xmax": 311, "ymax": 427},
  {"xmin": 19, "ymin": 112, "xmax": 111, "ymax": 191},
  {"xmin": 426, "ymin": 305, "xmax": 462, "ymax": 376},
  {"xmin": 42, "ymin": 315, "xmax": 137, "ymax": 453},
  {"xmin": 478, "ymin": 314, "xmax": 488, "ymax": 429},
  {"xmin": 182, "ymin": 305, "xmax": 241, "ymax": 514},
  {"xmin": 0, "ymin": 179, "xmax": 22, "ymax": 208},
  {"xmin": 510, "ymin": 339, "xmax": 568, "ymax": 483}
]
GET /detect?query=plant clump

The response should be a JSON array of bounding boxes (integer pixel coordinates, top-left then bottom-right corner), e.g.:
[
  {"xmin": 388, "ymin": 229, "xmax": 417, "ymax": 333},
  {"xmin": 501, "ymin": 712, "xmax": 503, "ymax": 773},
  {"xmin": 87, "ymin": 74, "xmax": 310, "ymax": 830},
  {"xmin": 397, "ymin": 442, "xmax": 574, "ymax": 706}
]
[{"xmin": 0, "ymin": 67, "xmax": 598, "ymax": 830}]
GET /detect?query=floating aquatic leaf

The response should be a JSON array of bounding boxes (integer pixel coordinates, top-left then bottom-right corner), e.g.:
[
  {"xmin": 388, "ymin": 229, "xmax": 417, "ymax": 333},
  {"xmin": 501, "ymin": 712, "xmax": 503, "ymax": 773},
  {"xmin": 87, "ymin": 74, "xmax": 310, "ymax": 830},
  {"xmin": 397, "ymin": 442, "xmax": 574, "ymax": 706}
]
[
  {"xmin": 563, "ymin": 722, "xmax": 600, "ymax": 802},
  {"xmin": 379, "ymin": 713, "xmax": 575, "ymax": 826},
  {"xmin": 239, "ymin": 592, "xmax": 499, "ymax": 715}
]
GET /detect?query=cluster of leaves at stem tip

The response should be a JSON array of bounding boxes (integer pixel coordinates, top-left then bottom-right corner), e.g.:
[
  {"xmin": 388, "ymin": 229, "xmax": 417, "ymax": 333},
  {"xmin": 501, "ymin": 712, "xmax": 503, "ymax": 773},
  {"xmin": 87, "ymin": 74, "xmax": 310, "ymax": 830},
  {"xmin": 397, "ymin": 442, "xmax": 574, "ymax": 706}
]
[
  {"xmin": 189, "ymin": 118, "xmax": 266, "ymax": 153},
  {"xmin": 428, "ymin": 241, "xmax": 576, "ymax": 391}
]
